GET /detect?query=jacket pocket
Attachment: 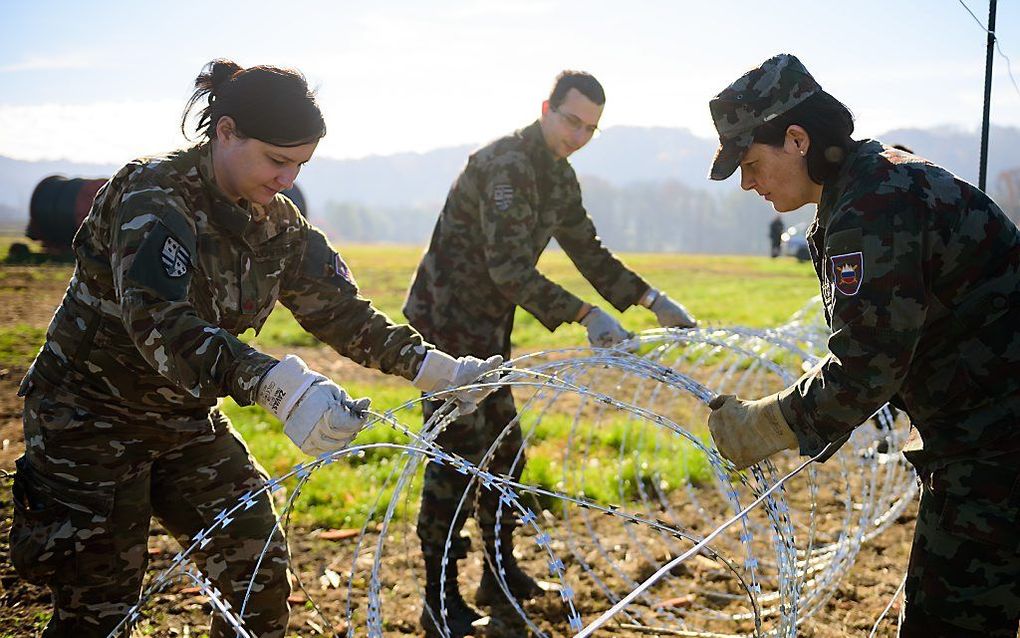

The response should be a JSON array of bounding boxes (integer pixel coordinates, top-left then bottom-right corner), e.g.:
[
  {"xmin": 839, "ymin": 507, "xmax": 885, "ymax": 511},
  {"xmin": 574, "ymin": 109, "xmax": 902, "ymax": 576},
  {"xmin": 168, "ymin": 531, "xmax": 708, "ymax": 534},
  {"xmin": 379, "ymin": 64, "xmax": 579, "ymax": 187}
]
[
  {"xmin": 8, "ymin": 455, "xmax": 116, "ymax": 585},
  {"xmin": 935, "ymin": 460, "xmax": 1020, "ymax": 551}
]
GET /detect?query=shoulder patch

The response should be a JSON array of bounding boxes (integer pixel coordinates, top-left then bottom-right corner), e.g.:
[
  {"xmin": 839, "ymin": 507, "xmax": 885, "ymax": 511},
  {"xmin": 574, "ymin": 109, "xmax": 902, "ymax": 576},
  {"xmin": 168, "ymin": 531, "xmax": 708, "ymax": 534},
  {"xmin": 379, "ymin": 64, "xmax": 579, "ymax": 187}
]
[
  {"xmin": 492, "ymin": 184, "xmax": 514, "ymax": 212},
  {"xmin": 300, "ymin": 230, "xmax": 358, "ymax": 292},
  {"xmin": 124, "ymin": 219, "xmax": 195, "ymax": 301},
  {"xmin": 333, "ymin": 252, "xmax": 357, "ymax": 287},
  {"xmin": 161, "ymin": 235, "xmax": 190, "ymax": 278},
  {"xmin": 830, "ymin": 251, "xmax": 863, "ymax": 296}
]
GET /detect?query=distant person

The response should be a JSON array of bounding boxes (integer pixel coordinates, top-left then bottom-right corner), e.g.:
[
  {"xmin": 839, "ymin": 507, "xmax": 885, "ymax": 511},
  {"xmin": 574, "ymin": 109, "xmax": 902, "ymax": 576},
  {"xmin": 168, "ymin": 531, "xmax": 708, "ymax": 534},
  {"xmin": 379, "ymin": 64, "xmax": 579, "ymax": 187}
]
[
  {"xmin": 9, "ymin": 59, "xmax": 500, "ymax": 638},
  {"xmin": 769, "ymin": 215, "xmax": 784, "ymax": 257},
  {"xmin": 403, "ymin": 70, "xmax": 698, "ymax": 637},
  {"xmin": 706, "ymin": 53, "xmax": 1020, "ymax": 637}
]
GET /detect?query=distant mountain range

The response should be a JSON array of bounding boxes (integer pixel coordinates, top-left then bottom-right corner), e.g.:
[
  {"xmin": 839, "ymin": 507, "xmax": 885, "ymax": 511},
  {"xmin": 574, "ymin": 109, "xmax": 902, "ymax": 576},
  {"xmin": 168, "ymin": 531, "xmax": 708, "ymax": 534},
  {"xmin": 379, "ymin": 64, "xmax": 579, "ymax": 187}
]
[{"xmin": 2, "ymin": 124, "xmax": 1019, "ymax": 251}]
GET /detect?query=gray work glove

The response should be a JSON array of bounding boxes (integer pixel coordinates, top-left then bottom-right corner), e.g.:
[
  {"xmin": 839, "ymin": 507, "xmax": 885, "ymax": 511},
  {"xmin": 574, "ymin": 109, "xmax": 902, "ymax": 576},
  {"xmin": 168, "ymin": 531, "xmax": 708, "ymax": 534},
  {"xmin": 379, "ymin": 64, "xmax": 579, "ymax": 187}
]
[
  {"xmin": 650, "ymin": 292, "xmax": 697, "ymax": 329},
  {"xmin": 412, "ymin": 350, "xmax": 504, "ymax": 414},
  {"xmin": 580, "ymin": 307, "xmax": 632, "ymax": 347},
  {"xmin": 707, "ymin": 392, "xmax": 798, "ymax": 469},
  {"xmin": 257, "ymin": 355, "xmax": 371, "ymax": 456}
]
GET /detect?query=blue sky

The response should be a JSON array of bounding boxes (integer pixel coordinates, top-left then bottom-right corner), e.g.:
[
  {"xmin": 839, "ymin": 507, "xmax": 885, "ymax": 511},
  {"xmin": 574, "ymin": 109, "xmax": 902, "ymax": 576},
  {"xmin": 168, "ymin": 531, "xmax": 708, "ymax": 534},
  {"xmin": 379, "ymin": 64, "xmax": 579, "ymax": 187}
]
[{"xmin": 1, "ymin": 0, "xmax": 1019, "ymax": 163}]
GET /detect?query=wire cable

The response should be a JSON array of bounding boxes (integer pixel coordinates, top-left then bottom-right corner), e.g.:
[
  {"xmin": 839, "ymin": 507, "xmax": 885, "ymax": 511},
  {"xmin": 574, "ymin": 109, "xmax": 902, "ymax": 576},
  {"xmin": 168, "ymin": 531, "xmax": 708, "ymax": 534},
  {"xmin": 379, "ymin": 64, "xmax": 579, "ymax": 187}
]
[{"xmin": 958, "ymin": 0, "xmax": 1020, "ymax": 99}]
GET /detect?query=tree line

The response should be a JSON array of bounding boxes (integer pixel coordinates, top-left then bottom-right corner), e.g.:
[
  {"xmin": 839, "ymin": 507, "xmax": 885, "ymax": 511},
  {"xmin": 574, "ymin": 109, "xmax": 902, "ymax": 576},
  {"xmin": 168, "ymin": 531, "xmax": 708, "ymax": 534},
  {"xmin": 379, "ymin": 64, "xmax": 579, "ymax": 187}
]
[{"xmin": 316, "ymin": 177, "xmax": 815, "ymax": 255}]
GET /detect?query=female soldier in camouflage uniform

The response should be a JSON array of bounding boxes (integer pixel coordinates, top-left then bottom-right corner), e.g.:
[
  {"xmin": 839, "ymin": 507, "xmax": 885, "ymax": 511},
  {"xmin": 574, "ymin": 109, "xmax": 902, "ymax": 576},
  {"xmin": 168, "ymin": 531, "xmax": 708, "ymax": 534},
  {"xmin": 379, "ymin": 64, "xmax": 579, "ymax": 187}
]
[
  {"xmin": 9, "ymin": 59, "xmax": 500, "ymax": 638},
  {"xmin": 706, "ymin": 54, "xmax": 1020, "ymax": 637}
]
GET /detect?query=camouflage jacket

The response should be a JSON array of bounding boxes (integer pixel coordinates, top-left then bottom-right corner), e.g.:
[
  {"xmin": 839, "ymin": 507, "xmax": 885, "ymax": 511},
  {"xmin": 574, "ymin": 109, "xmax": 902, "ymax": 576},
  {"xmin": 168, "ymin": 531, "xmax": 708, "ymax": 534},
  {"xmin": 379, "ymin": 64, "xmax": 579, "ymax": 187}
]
[
  {"xmin": 24, "ymin": 143, "xmax": 430, "ymax": 422},
  {"xmin": 779, "ymin": 140, "xmax": 1020, "ymax": 465},
  {"xmin": 403, "ymin": 121, "xmax": 649, "ymax": 337}
]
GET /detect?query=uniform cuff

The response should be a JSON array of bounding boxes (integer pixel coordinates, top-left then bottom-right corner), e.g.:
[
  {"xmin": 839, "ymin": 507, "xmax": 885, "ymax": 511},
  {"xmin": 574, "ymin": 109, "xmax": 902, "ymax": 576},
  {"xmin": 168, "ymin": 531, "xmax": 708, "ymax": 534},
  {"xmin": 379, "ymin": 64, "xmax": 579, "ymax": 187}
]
[
  {"xmin": 777, "ymin": 384, "xmax": 829, "ymax": 457},
  {"xmin": 230, "ymin": 351, "xmax": 281, "ymax": 407},
  {"xmin": 610, "ymin": 276, "xmax": 653, "ymax": 312},
  {"xmin": 534, "ymin": 295, "xmax": 585, "ymax": 332},
  {"xmin": 638, "ymin": 287, "xmax": 660, "ymax": 309}
]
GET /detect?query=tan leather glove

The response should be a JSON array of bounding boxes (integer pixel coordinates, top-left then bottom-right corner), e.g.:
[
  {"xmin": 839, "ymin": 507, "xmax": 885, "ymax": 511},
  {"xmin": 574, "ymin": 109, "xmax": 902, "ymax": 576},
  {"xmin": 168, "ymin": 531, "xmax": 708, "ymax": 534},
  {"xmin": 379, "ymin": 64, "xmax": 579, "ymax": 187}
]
[
  {"xmin": 708, "ymin": 393, "xmax": 798, "ymax": 469},
  {"xmin": 257, "ymin": 355, "xmax": 370, "ymax": 456}
]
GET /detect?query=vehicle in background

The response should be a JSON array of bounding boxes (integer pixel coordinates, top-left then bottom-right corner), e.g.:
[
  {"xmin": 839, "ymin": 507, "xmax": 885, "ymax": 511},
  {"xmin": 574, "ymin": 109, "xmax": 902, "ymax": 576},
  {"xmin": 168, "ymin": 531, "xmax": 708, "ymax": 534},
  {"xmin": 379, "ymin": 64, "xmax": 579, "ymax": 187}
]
[{"xmin": 781, "ymin": 222, "xmax": 811, "ymax": 262}]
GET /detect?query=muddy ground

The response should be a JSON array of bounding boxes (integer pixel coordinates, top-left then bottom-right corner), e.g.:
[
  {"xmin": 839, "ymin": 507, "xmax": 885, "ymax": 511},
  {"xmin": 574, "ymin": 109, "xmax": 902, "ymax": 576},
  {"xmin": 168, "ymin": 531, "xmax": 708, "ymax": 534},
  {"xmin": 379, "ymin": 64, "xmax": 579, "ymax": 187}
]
[{"xmin": 0, "ymin": 265, "xmax": 917, "ymax": 637}]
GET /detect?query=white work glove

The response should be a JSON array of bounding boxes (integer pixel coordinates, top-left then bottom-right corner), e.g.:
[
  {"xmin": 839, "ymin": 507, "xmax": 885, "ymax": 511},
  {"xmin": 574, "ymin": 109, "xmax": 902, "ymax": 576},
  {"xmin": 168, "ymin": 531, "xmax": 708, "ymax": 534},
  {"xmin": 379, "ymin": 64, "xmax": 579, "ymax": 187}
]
[
  {"xmin": 580, "ymin": 307, "xmax": 632, "ymax": 347},
  {"xmin": 649, "ymin": 292, "xmax": 697, "ymax": 329},
  {"xmin": 257, "ymin": 355, "xmax": 370, "ymax": 456},
  {"xmin": 412, "ymin": 350, "xmax": 504, "ymax": 414},
  {"xmin": 707, "ymin": 393, "xmax": 798, "ymax": 469}
]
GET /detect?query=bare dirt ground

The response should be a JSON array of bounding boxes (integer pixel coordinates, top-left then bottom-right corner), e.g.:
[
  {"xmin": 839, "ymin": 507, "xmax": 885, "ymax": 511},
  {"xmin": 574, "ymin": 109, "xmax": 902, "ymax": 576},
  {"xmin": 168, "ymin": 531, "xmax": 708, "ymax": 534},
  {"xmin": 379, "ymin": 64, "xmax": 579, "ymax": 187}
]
[{"xmin": 0, "ymin": 264, "xmax": 917, "ymax": 637}]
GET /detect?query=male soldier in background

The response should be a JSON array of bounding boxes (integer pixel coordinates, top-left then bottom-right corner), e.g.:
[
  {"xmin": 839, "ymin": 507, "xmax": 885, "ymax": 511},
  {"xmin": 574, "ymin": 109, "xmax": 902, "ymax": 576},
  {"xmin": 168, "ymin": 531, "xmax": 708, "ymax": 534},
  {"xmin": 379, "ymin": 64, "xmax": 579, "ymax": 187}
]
[{"xmin": 404, "ymin": 70, "xmax": 698, "ymax": 637}]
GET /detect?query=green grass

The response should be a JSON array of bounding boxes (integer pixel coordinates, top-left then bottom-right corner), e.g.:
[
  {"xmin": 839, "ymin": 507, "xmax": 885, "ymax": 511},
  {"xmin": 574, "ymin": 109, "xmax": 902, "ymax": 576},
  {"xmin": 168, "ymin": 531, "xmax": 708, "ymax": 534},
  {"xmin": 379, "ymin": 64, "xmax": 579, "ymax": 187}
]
[
  {"xmin": 242, "ymin": 245, "xmax": 819, "ymax": 353},
  {"xmin": 239, "ymin": 305, "xmax": 321, "ymax": 348},
  {"xmin": 516, "ymin": 410, "xmax": 713, "ymax": 511},
  {"xmin": 222, "ymin": 382, "xmax": 424, "ymax": 529},
  {"xmin": 232, "ymin": 246, "xmax": 817, "ymax": 527},
  {"xmin": 227, "ymin": 393, "xmax": 716, "ymax": 528},
  {"xmin": 0, "ymin": 235, "xmax": 43, "ymax": 261},
  {"xmin": 4, "ymin": 240, "xmax": 819, "ymax": 527},
  {"xmin": 0, "ymin": 324, "xmax": 46, "ymax": 367}
]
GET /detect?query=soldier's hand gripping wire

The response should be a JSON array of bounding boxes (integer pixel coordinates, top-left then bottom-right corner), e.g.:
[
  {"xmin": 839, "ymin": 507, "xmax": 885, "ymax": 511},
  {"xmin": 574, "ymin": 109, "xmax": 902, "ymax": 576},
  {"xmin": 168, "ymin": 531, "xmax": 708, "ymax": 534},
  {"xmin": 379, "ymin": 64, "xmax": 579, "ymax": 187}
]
[
  {"xmin": 707, "ymin": 394, "xmax": 798, "ymax": 469},
  {"xmin": 257, "ymin": 354, "xmax": 371, "ymax": 456},
  {"xmin": 412, "ymin": 352, "xmax": 505, "ymax": 415},
  {"xmin": 578, "ymin": 305, "xmax": 632, "ymax": 347},
  {"xmin": 641, "ymin": 287, "xmax": 697, "ymax": 329}
]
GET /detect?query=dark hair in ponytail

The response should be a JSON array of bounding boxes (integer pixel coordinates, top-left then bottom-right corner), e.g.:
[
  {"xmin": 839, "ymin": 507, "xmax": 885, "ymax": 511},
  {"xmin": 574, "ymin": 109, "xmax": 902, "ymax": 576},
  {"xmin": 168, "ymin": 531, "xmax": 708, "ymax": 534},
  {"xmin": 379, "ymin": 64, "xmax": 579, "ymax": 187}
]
[{"xmin": 181, "ymin": 59, "xmax": 326, "ymax": 147}]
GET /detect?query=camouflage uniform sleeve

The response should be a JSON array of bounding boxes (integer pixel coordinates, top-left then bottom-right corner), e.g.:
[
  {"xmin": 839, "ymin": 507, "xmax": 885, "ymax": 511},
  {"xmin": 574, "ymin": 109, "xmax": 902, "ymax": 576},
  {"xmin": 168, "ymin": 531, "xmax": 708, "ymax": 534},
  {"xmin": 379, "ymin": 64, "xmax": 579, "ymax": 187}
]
[
  {"xmin": 279, "ymin": 225, "xmax": 431, "ymax": 381},
  {"xmin": 778, "ymin": 187, "xmax": 927, "ymax": 455},
  {"xmin": 112, "ymin": 182, "xmax": 278, "ymax": 406},
  {"xmin": 555, "ymin": 169, "xmax": 650, "ymax": 311},
  {"xmin": 480, "ymin": 154, "xmax": 585, "ymax": 331}
]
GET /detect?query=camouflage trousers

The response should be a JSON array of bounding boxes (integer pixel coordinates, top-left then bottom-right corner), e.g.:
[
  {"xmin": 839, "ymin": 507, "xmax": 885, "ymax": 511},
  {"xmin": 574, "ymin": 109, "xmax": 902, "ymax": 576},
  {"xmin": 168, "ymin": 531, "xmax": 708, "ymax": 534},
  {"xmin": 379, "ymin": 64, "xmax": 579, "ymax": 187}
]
[
  {"xmin": 10, "ymin": 388, "xmax": 290, "ymax": 638},
  {"xmin": 416, "ymin": 388, "xmax": 526, "ymax": 557},
  {"xmin": 415, "ymin": 311, "xmax": 526, "ymax": 558},
  {"xmin": 900, "ymin": 453, "xmax": 1020, "ymax": 637}
]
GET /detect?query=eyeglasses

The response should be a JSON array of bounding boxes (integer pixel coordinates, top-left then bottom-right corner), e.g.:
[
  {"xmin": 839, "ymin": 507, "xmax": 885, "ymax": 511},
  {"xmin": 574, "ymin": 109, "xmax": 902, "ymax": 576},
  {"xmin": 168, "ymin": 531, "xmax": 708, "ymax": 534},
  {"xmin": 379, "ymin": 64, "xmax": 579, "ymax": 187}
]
[{"xmin": 553, "ymin": 107, "xmax": 600, "ymax": 138}]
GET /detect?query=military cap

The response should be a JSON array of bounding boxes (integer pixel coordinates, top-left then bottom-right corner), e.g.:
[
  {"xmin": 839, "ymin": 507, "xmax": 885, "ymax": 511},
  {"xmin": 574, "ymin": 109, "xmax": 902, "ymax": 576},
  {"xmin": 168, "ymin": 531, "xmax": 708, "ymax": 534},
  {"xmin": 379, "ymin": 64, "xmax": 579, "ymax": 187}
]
[{"xmin": 708, "ymin": 53, "xmax": 821, "ymax": 180}]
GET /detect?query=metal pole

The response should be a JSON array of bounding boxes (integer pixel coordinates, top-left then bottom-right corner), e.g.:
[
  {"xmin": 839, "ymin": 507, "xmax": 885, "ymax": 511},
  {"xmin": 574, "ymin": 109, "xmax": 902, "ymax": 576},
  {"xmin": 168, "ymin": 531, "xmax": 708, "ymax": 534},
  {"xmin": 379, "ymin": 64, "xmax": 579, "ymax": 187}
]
[{"xmin": 979, "ymin": 0, "xmax": 997, "ymax": 191}]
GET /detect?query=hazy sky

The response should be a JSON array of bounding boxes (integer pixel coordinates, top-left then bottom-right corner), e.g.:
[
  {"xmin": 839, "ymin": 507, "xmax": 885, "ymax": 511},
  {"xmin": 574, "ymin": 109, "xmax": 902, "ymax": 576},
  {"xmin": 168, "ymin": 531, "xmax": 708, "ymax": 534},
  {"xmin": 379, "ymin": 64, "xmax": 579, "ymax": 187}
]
[{"xmin": 2, "ymin": 0, "xmax": 1018, "ymax": 164}]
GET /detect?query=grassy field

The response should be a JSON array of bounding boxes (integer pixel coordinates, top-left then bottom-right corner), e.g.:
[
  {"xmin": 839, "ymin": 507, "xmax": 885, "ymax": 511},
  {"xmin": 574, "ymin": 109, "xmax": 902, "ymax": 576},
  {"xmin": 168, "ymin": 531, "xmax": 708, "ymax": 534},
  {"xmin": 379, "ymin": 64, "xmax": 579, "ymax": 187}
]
[
  {"xmin": 245, "ymin": 244, "xmax": 820, "ymax": 353},
  {"xmin": 0, "ymin": 240, "xmax": 820, "ymax": 528}
]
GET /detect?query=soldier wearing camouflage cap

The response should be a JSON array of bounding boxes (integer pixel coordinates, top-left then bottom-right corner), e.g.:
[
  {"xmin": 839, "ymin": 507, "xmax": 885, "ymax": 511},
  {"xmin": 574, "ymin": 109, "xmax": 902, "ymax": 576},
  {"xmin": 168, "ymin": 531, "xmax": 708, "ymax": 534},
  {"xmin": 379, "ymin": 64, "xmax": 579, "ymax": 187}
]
[
  {"xmin": 404, "ymin": 70, "xmax": 698, "ymax": 637},
  {"xmin": 9, "ymin": 59, "xmax": 502, "ymax": 638},
  {"xmin": 706, "ymin": 53, "xmax": 1020, "ymax": 636}
]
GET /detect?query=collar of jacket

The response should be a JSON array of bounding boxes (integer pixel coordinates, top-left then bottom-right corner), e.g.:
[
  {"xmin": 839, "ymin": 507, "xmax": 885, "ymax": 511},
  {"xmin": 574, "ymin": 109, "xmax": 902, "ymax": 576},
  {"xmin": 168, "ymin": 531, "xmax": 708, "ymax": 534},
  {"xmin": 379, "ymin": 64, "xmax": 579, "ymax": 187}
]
[
  {"xmin": 520, "ymin": 120, "xmax": 563, "ymax": 174},
  {"xmin": 816, "ymin": 139, "xmax": 873, "ymax": 228},
  {"xmin": 195, "ymin": 141, "xmax": 260, "ymax": 237}
]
